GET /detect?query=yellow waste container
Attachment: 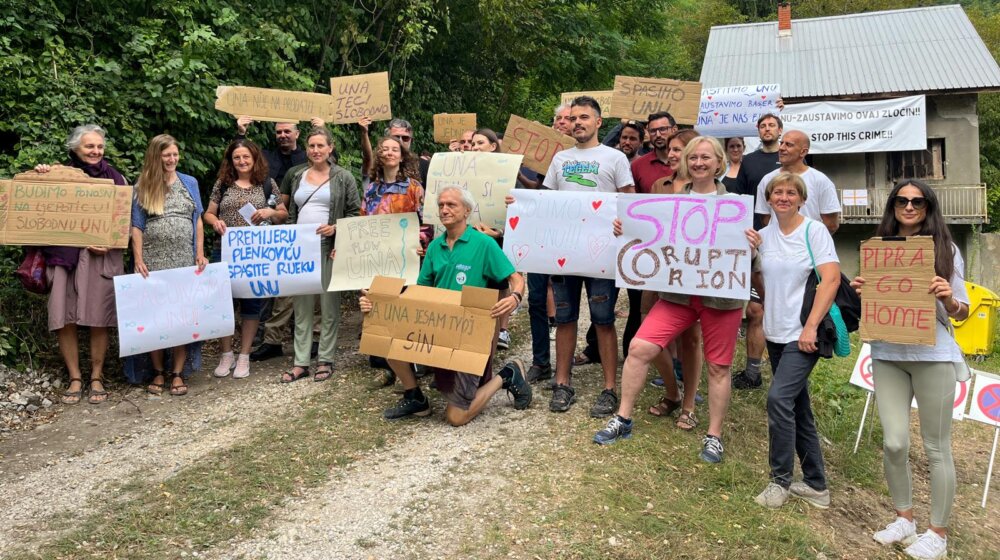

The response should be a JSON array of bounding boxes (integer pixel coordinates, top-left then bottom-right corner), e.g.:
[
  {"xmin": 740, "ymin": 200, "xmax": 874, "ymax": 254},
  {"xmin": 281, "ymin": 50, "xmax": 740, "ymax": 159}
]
[{"xmin": 951, "ymin": 281, "xmax": 1000, "ymax": 356}]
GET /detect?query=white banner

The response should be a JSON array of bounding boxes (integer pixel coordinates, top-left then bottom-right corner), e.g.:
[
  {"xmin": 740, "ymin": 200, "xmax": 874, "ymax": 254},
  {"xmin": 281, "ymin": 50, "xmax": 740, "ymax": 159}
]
[
  {"xmin": 221, "ymin": 224, "xmax": 323, "ymax": 298},
  {"xmin": 969, "ymin": 371, "xmax": 1000, "ymax": 428},
  {"xmin": 330, "ymin": 213, "xmax": 420, "ymax": 291},
  {"xmin": 115, "ymin": 263, "xmax": 235, "ymax": 357},
  {"xmin": 615, "ymin": 193, "xmax": 754, "ymax": 299},
  {"xmin": 424, "ymin": 152, "xmax": 524, "ymax": 232},
  {"xmin": 696, "ymin": 83, "xmax": 781, "ymax": 138},
  {"xmin": 502, "ymin": 190, "xmax": 618, "ymax": 279},
  {"xmin": 774, "ymin": 95, "xmax": 926, "ymax": 154}
]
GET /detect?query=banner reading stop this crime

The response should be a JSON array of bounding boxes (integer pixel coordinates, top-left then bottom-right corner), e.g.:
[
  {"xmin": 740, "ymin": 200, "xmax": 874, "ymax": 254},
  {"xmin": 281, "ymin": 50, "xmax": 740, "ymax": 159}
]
[{"xmin": 773, "ymin": 95, "xmax": 926, "ymax": 154}]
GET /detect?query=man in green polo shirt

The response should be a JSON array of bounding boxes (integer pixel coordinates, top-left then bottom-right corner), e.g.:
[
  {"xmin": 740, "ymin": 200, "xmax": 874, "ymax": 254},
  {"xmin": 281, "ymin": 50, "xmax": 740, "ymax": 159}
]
[{"xmin": 360, "ymin": 187, "xmax": 531, "ymax": 426}]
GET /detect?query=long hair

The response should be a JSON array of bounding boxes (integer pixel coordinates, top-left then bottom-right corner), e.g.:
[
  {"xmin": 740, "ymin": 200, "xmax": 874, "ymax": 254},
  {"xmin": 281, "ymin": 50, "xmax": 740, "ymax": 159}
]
[
  {"xmin": 474, "ymin": 128, "xmax": 500, "ymax": 152},
  {"xmin": 666, "ymin": 129, "xmax": 699, "ymax": 182},
  {"xmin": 875, "ymin": 179, "xmax": 955, "ymax": 280},
  {"xmin": 136, "ymin": 134, "xmax": 177, "ymax": 215},
  {"xmin": 369, "ymin": 136, "xmax": 419, "ymax": 183},
  {"xmin": 216, "ymin": 138, "xmax": 268, "ymax": 187}
]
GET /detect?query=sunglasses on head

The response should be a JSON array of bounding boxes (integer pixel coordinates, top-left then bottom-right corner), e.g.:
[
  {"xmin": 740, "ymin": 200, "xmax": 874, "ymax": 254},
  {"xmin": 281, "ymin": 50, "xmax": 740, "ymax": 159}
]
[{"xmin": 893, "ymin": 195, "xmax": 927, "ymax": 210}]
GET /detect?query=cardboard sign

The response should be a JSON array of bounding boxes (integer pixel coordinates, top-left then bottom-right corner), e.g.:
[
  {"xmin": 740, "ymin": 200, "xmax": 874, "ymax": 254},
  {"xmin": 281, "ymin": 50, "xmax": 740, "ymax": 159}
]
[
  {"xmin": 776, "ymin": 95, "xmax": 927, "ymax": 154},
  {"xmin": 560, "ymin": 91, "xmax": 614, "ymax": 116},
  {"xmin": 502, "ymin": 190, "xmax": 618, "ymax": 279},
  {"xmin": 859, "ymin": 236, "xmax": 936, "ymax": 346},
  {"xmin": 849, "ymin": 343, "xmax": 875, "ymax": 392},
  {"xmin": 215, "ymin": 86, "xmax": 334, "ymax": 122},
  {"xmin": 501, "ymin": 115, "xmax": 575, "ymax": 175},
  {"xmin": 969, "ymin": 371, "xmax": 1000, "ymax": 427},
  {"xmin": 433, "ymin": 113, "xmax": 477, "ymax": 144},
  {"xmin": 114, "ymin": 263, "xmax": 235, "ymax": 357},
  {"xmin": 609, "ymin": 76, "xmax": 702, "ymax": 125},
  {"xmin": 329, "ymin": 72, "xmax": 392, "ymax": 124},
  {"xmin": 695, "ymin": 84, "xmax": 780, "ymax": 137},
  {"xmin": 424, "ymin": 152, "xmax": 523, "ymax": 232},
  {"xmin": 330, "ymin": 213, "xmax": 420, "ymax": 291},
  {"xmin": 221, "ymin": 224, "xmax": 323, "ymax": 298},
  {"xmin": 615, "ymin": 193, "xmax": 754, "ymax": 299},
  {"xmin": 0, "ymin": 167, "xmax": 131, "ymax": 248},
  {"xmin": 360, "ymin": 276, "xmax": 498, "ymax": 375}
]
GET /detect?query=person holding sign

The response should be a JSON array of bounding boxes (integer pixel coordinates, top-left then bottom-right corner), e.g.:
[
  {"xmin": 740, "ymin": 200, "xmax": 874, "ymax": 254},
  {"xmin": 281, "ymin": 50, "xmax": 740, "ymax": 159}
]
[
  {"xmin": 33, "ymin": 124, "xmax": 127, "ymax": 405},
  {"xmin": 279, "ymin": 127, "xmax": 360, "ymax": 383},
  {"xmin": 204, "ymin": 139, "xmax": 288, "ymax": 380},
  {"xmin": 130, "ymin": 134, "xmax": 209, "ymax": 397},
  {"xmin": 849, "ymin": 180, "xmax": 969, "ymax": 560}
]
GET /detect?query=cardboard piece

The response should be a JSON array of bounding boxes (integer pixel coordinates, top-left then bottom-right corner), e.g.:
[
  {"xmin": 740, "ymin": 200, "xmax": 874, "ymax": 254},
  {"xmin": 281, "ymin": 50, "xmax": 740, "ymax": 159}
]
[
  {"xmin": 433, "ymin": 113, "xmax": 477, "ymax": 144},
  {"xmin": 695, "ymin": 83, "xmax": 781, "ymax": 137},
  {"xmin": 360, "ymin": 276, "xmax": 499, "ymax": 375},
  {"xmin": 560, "ymin": 91, "xmax": 614, "ymax": 116},
  {"xmin": 609, "ymin": 76, "xmax": 702, "ymax": 125},
  {"xmin": 0, "ymin": 166, "xmax": 131, "ymax": 248},
  {"xmin": 221, "ymin": 224, "xmax": 324, "ymax": 298},
  {"xmin": 859, "ymin": 236, "xmax": 936, "ymax": 346},
  {"xmin": 215, "ymin": 86, "xmax": 334, "ymax": 123},
  {"xmin": 501, "ymin": 115, "xmax": 575, "ymax": 175},
  {"xmin": 330, "ymin": 213, "xmax": 420, "ymax": 291},
  {"xmin": 330, "ymin": 72, "xmax": 392, "ymax": 124},
  {"xmin": 424, "ymin": 152, "xmax": 523, "ymax": 232}
]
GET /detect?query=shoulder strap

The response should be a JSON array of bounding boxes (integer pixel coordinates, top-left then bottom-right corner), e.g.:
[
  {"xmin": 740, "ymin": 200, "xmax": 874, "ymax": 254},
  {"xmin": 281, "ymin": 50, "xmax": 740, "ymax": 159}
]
[{"xmin": 804, "ymin": 221, "xmax": 822, "ymax": 282}]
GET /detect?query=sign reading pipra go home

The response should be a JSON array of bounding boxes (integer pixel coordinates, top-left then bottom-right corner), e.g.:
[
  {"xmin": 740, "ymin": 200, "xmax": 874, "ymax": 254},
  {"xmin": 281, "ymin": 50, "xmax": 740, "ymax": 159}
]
[
  {"xmin": 859, "ymin": 236, "xmax": 937, "ymax": 346},
  {"xmin": 360, "ymin": 277, "xmax": 499, "ymax": 376}
]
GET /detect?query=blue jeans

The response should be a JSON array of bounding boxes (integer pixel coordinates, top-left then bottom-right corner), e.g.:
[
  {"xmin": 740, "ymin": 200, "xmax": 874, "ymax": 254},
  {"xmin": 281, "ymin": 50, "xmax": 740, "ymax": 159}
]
[
  {"xmin": 527, "ymin": 272, "xmax": 551, "ymax": 367},
  {"xmin": 550, "ymin": 276, "xmax": 616, "ymax": 326},
  {"xmin": 766, "ymin": 341, "xmax": 826, "ymax": 490}
]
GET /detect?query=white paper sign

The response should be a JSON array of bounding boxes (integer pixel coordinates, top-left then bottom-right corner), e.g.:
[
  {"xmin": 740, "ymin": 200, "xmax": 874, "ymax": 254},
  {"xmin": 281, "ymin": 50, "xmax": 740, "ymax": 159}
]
[
  {"xmin": 842, "ymin": 189, "xmax": 869, "ymax": 207},
  {"xmin": 115, "ymin": 263, "xmax": 235, "ymax": 357},
  {"xmin": 221, "ymin": 224, "xmax": 323, "ymax": 298},
  {"xmin": 615, "ymin": 193, "xmax": 754, "ymax": 299},
  {"xmin": 330, "ymin": 213, "xmax": 420, "ymax": 291},
  {"xmin": 969, "ymin": 371, "xmax": 1000, "ymax": 427},
  {"xmin": 849, "ymin": 343, "xmax": 875, "ymax": 392},
  {"xmin": 502, "ymin": 190, "xmax": 618, "ymax": 279},
  {"xmin": 695, "ymin": 83, "xmax": 781, "ymax": 138},
  {"xmin": 776, "ymin": 95, "xmax": 927, "ymax": 154},
  {"xmin": 238, "ymin": 203, "xmax": 257, "ymax": 226},
  {"xmin": 424, "ymin": 152, "xmax": 524, "ymax": 232}
]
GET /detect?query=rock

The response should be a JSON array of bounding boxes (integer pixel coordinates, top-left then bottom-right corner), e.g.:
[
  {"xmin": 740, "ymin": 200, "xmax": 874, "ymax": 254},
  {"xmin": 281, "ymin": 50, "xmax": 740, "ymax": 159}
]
[
  {"xmin": 42, "ymin": 398, "xmax": 53, "ymax": 408},
  {"xmin": 26, "ymin": 404, "xmax": 39, "ymax": 413},
  {"xmin": 10, "ymin": 393, "xmax": 28, "ymax": 406}
]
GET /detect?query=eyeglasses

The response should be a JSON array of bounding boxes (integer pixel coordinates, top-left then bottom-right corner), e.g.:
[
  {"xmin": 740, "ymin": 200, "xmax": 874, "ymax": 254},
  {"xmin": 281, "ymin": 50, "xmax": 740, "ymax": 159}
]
[
  {"xmin": 393, "ymin": 135, "xmax": 412, "ymax": 142},
  {"xmin": 648, "ymin": 126, "xmax": 675, "ymax": 136},
  {"xmin": 893, "ymin": 196, "xmax": 927, "ymax": 210}
]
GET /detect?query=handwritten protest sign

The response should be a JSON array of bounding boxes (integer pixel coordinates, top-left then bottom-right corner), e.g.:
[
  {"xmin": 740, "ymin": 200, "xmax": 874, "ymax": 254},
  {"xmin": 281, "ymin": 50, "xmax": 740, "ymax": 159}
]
[
  {"xmin": 609, "ymin": 76, "xmax": 702, "ymax": 125},
  {"xmin": 433, "ymin": 113, "xmax": 477, "ymax": 143},
  {"xmin": 859, "ymin": 236, "xmax": 936, "ymax": 346},
  {"xmin": 695, "ymin": 84, "xmax": 780, "ymax": 137},
  {"xmin": 776, "ymin": 95, "xmax": 926, "ymax": 154},
  {"xmin": 360, "ymin": 276, "xmax": 498, "ymax": 375},
  {"xmin": 221, "ymin": 225, "xmax": 323, "ymax": 298},
  {"xmin": 0, "ymin": 167, "xmax": 131, "ymax": 248},
  {"xmin": 330, "ymin": 72, "xmax": 392, "ymax": 124},
  {"xmin": 115, "ymin": 263, "xmax": 235, "ymax": 357},
  {"xmin": 424, "ymin": 152, "xmax": 523, "ymax": 232},
  {"xmin": 560, "ymin": 91, "xmax": 614, "ymax": 116},
  {"xmin": 330, "ymin": 213, "xmax": 420, "ymax": 291},
  {"xmin": 215, "ymin": 86, "xmax": 334, "ymax": 122},
  {"xmin": 616, "ymin": 193, "xmax": 754, "ymax": 299},
  {"xmin": 501, "ymin": 115, "xmax": 575, "ymax": 175},
  {"xmin": 502, "ymin": 190, "xmax": 618, "ymax": 279}
]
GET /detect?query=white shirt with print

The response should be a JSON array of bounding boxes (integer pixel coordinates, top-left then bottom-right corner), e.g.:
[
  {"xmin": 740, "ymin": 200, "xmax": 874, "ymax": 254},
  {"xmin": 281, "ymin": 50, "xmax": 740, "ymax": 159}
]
[{"xmin": 543, "ymin": 144, "xmax": 634, "ymax": 193}]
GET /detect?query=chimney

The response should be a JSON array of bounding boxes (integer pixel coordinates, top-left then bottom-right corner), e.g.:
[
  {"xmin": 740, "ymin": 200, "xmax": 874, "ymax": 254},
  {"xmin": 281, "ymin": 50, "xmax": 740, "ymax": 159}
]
[{"xmin": 778, "ymin": 2, "xmax": 792, "ymax": 37}]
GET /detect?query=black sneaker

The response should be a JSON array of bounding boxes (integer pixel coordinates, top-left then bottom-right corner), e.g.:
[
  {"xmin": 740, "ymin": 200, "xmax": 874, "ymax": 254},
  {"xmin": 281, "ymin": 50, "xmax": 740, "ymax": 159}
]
[
  {"xmin": 525, "ymin": 363, "xmax": 552, "ymax": 384},
  {"xmin": 499, "ymin": 359, "xmax": 532, "ymax": 410},
  {"xmin": 731, "ymin": 370, "xmax": 762, "ymax": 390},
  {"xmin": 549, "ymin": 384, "xmax": 576, "ymax": 412},
  {"xmin": 249, "ymin": 343, "xmax": 283, "ymax": 362},
  {"xmin": 593, "ymin": 415, "xmax": 633, "ymax": 445},
  {"xmin": 590, "ymin": 388, "xmax": 618, "ymax": 418},
  {"xmin": 383, "ymin": 393, "xmax": 431, "ymax": 420}
]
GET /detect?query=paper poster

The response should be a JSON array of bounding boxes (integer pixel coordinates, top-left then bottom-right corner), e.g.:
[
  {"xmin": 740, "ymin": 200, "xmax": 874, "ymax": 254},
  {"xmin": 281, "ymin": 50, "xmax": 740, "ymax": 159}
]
[
  {"xmin": 501, "ymin": 114, "xmax": 575, "ymax": 175},
  {"xmin": 859, "ymin": 237, "xmax": 936, "ymax": 346},
  {"xmin": 501, "ymin": 190, "xmax": 618, "ymax": 279},
  {"xmin": 616, "ymin": 193, "xmax": 754, "ymax": 299},
  {"xmin": 115, "ymin": 263, "xmax": 235, "ymax": 357},
  {"xmin": 433, "ymin": 113, "xmax": 477, "ymax": 143},
  {"xmin": 215, "ymin": 86, "xmax": 334, "ymax": 122},
  {"xmin": 237, "ymin": 203, "xmax": 256, "ymax": 226},
  {"xmin": 849, "ymin": 343, "xmax": 875, "ymax": 392},
  {"xmin": 424, "ymin": 152, "xmax": 523, "ymax": 232},
  {"xmin": 776, "ymin": 95, "xmax": 926, "ymax": 154},
  {"xmin": 609, "ymin": 76, "xmax": 702, "ymax": 125},
  {"xmin": 842, "ymin": 190, "xmax": 869, "ymax": 207},
  {"xmin": 329, "ymin": 72, "xmax": 392, "ymax": 124},
  {"xmin": 968, "ymin": 371, "xmax": 1000, "ymax": 427},
  {"xmin": 221, "ymin": 224, "xmax": 323, "ymax": 298},
  {"xmin": 330, "ymin": 213, "xmax": 420, "ymax": 291},
  {"xmin": 695, "ymin": 84, "xmax": 781, "ymax": 137},
  {"xmin": 560, "ymin": 91, "xmax": 614, "ymax": 116}
]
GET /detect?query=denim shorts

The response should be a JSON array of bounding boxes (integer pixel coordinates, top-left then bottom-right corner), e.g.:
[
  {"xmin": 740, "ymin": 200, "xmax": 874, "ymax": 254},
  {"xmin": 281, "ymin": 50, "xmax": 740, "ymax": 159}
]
[{"xmin": 550, "ymin": 275, "xmax": 616, "ymax": 326}]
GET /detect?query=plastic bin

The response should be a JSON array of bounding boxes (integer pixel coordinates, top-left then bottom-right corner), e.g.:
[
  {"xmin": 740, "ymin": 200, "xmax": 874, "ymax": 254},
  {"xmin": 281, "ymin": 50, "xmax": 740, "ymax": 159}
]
[{"xmin": 951, "ymin": 281, "xmax": 1000, "ymax": 357}]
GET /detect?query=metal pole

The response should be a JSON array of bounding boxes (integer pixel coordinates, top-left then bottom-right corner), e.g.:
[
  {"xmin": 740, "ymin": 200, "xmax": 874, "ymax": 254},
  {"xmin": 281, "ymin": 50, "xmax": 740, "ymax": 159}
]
[
  {"xmin": 982, "ymin": 427, "xmax": 999, "ymax": 509},
  {"xmin": 854, "ymin": 392, "xmax": 873, "ymax": 454}
]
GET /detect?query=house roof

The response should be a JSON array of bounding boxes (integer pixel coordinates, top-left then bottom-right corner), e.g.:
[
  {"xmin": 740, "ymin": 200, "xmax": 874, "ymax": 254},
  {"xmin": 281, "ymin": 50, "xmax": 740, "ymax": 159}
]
[{"xmin": 700, "ymin": 4, "xmax": 1000, "ymax": 99}]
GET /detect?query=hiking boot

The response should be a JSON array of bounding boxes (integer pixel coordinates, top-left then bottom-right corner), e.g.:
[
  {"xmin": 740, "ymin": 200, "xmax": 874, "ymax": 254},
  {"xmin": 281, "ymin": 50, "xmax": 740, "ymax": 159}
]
[
  {"xmin": 499, "ymin": 359, "xmax": 532, "ymax": 410},
  {"xmin": 754, "ymin": 482, "xmax": 790, "ymax": 508},
  {"xmin": 590, "ymin": 388, "xmax": 618, "ymax": 418},
  {"xmin": 383, "ymin": 393, "xmax": 431, "ymax": 420},
  {"xmin": 593, "ymin": 415, "xmax": 632, "ymax": 445},
  {"xmin": 903, "ymin": 530, "xmax": 947, "ymax": 560},
  {"xmin": 525, "ymin": 364, "xmax": 552, "ymax": 384},
  {"xmin": 497, "ymin": 329, "xmax": 511, "ymax": 350},
  {"xmin": 873, "ymin": 517, "xmax": 918, "ymax": 547},
  {"xmin": 789, "ymin": 481, "xmax": 830, "ymax": 509},
  {"xmin": 732, "ymin": 369, "xmax": 763, "ymax": 390},
  {"xmin": 549, "ymin": 384, "xmax": 576, "ymax": 412},
  {"xmin": 699, "ymin": 435, "xmax": 724, "ymax": 463},
  {"xmin": 249, "ymin": 343, "xmax": 283, "ymax": 362}
]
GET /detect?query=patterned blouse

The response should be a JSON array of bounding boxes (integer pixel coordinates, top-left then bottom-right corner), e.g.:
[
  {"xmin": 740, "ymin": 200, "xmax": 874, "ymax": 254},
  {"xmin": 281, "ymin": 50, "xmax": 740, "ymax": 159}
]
[
  {"xmin": 209, "ymin": 180, "xmax": 275, "ymax": 227},
  {"xmin": 361, "ymin": 176, "xmax": 425, "ymax": 219}
]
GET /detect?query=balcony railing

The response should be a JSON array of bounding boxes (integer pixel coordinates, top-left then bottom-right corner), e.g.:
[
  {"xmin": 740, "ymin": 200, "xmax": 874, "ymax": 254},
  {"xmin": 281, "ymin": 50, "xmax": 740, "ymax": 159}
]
[{"xmin": 839, "ymin": 184, "xmax": 988, "ymax": 224}]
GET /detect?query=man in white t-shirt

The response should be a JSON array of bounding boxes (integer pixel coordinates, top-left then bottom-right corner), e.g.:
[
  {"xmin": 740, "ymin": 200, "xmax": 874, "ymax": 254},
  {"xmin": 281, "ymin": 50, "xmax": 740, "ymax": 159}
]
[{"xmin": 754, "ymin": 130, "xmax": 841, "ymax": 234}]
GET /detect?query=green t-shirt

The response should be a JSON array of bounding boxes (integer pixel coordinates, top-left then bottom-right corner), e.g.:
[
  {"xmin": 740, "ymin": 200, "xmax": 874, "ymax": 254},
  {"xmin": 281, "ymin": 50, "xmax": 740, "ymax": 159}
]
[{"xmin": 418, "ymin": 227, "xmax": 515, "ymax": 291}]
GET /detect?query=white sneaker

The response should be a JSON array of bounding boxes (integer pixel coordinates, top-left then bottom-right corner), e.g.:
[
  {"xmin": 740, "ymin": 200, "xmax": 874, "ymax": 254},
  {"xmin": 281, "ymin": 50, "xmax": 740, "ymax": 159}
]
[
  {"xmin": 497, "ymin": 329, "xmax": 511, "ymax": 350},
  {"xmin": 232, "ymin": 354, "xmax": 251, "ymax": 379},
  {"xmin": 903, "ymin": 530, "xmax": 947, "ymax": 560},
  {"xmin": 213, "ymin": 353, "xmax": 235, "ymax": 377},
  {"xmin": 873, "ymin": 517, "xmax": 918, "ymax": 546},
  {"xmin": 789, "ymin": 481, "xmax": 830, "ymax": 509},
  {"xmin": 754, "ymin": 482, "xmax": 790, "ymax": 508}
]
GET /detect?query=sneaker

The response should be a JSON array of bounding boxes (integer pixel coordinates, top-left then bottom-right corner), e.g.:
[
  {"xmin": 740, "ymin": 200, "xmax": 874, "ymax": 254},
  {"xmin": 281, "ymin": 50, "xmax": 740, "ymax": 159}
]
[
  {"xmin": 383, "ymin": 393, "xmax": 431, "ymax": 420},
  {"xmin": 754, "ymin": 482, "xmax": 790, "ymax": 508},
  {"xmin": 525, "ymin": 364, "xmax": 552, "ymax": 384},
  {"xmin": 649, "ymin": 377, "xmax": 665, "ymax": 388},
  {"xmin": 249, "ymin": 343, "xmax": 283, "ymax": 362},
  {"xmin": 549, "ymin": 384, "xmax": 576, "ymax": 412},
  {"xmin": 732, "ymin": 369, "xmax": 763, "ymax": 390},
  {"xmin": 500, "ymin": 359, "xmax": 532, "ymax": 410},
  {"xmin": 873, "ymin": 517, "xmax": 918, "ymax": 547},
  {"xmin": 700, "ymin": 435, "xmax": 724, "ymax": 463},
  {"xmin": 593, "ymin": 415, "xmax": 633, "ymax": 445},
  {"xmin": 789, "ymin": 481, "xmax": 830, "ymax": 509},
  {"xmin": 232, "ymin": 354, "xmax": 251, "ymax": 379},
  {"xmin": 549, "ymin": 324, "xmax": 556, "ymax": 341},
  {"xmin": 590, "ymin": 388, "xmax": 618, "ymax": 418},
  {"xmin": 903, "ymin": 530, "xmax": 947, "ymax": 560},
  {"xmin": 213, "ymin": 353, "xmax": 235, "ymax": 377},
  {"xmin": 497, "ymin": 329, "xmax": 511, "ymax": 350}
]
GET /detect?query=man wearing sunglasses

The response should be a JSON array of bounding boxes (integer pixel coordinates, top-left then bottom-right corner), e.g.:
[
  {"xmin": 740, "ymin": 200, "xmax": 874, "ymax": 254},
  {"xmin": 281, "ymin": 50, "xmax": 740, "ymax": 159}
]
[{"xmin": 754, "ymin": 130, "xmax": 841, "ymax": 234}]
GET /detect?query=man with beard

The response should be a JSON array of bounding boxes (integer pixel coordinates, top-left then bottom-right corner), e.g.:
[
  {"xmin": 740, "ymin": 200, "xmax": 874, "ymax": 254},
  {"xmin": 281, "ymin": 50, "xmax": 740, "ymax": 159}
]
[{"xmin": 616, "ymin": 121, "xmax": 644, "ymax": 163}]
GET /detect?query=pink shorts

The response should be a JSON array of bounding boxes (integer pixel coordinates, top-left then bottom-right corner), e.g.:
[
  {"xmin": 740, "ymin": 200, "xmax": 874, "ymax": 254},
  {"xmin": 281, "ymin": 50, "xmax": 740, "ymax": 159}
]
[{"xmin": 635, "ymin": 297, "xmax": 743, "ymax": 366}]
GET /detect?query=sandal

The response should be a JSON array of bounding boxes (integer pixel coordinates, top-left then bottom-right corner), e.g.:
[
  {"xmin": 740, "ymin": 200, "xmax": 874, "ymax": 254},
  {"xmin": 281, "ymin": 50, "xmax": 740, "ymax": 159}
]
[
  {"xmin": 648, "ymin": 395, "xmax": 682, "ymax": 417},
  {"xmin": 61, "ymin": 378, "xmax": 84, "ymax": 405},
  {"xmin": 676, "ymin": 409, "xmax": 699, "ymax": 431},
  {"xmin": 314, "ymin": 363, "xmax": 334, "ymax": 382},
  {"xmin": 281, "ymin": 366, "xmax": 310, "ymax": 383},
  {"xmin": 572, "ymin": 352, "xmax": 594, "ymax": 366},
  {"xmin": 169, "ymin": 373, "xmax": 188, "ymax": 396},
  {"xmin": 88, "ymin": 378, "xmax": 109, "ymax": 405},
  {"xmin": 146, "ymin": 371, "xmax": 166, "ymax": 396}
]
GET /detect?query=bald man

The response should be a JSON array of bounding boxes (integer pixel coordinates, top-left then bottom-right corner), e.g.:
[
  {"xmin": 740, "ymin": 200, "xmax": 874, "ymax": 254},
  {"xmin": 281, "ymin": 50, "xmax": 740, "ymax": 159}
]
[{"xmin": 754, "ymin": 130, "xmax": 841, "ymax": 234}]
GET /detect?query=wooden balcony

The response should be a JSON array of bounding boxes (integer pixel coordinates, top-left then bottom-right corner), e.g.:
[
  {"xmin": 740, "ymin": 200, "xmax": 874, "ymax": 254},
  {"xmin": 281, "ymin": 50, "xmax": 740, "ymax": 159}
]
[{"xmin": 839, "ymin": 184, "xmax": 988, "ymax": 224}]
